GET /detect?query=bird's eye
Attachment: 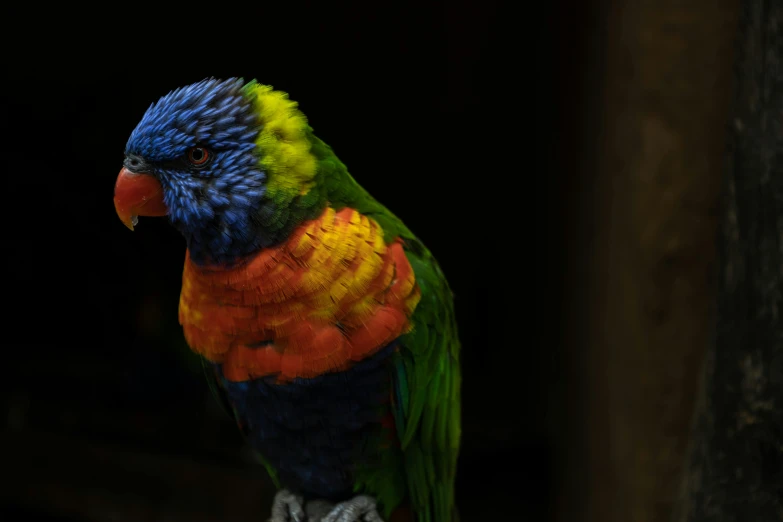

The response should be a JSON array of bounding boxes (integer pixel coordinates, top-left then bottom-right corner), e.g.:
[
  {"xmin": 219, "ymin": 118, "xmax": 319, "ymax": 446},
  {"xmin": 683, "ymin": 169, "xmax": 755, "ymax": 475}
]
[{"xmin": 187, "ymin": 147, "xmax": 211, "ymax": 167}]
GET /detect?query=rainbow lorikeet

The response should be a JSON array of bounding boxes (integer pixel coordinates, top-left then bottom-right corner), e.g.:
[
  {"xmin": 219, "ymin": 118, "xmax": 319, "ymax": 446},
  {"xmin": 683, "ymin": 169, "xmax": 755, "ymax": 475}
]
[{"xmin": 113, "ymin": 78, "xmax": 461, "ymax": 522}]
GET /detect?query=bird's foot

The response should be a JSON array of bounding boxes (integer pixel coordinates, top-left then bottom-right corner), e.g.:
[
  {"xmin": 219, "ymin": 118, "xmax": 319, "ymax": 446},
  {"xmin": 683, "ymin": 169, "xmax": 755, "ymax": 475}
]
[
  {"xmin": 269, "ymin": 489, "xmax": 306, "ymax": 522},
  {"xmin": 321, "ymin": 495, "xmax": 384, "ymax": 522},
  {"xmin": 304, "ymin": 499, "xmax": 337, "ymax": 521}
]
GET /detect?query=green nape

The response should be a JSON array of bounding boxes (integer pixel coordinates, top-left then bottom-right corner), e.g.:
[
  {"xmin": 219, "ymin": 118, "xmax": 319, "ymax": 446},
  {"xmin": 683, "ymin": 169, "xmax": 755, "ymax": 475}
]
[
  {"xmin": 308, "ymin": 129, "xmax": 415, "ymax": 243},
  {"xmin": 240, "ymin": 80, "xmax": 413, "ymax": 245}
]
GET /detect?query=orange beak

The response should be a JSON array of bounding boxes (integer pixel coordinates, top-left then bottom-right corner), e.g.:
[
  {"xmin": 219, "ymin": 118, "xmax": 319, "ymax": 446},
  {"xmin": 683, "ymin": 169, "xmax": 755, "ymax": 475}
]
[{"xmin": 113, "ymin": 167, "xmax": 168, "ymax": 231}]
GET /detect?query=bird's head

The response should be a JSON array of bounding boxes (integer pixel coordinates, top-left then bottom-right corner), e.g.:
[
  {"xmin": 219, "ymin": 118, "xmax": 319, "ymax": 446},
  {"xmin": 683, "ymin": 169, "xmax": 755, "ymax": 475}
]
[{"xmin": 114, "ymin": 78, "xmax": 319, "ymax": 264}]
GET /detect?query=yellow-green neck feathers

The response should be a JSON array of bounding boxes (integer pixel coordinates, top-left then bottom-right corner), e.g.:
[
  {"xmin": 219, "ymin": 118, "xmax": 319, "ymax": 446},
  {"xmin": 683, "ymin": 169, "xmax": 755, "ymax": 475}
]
[{"xmin": 242, "ymin": 81, "xmax": 317, "ymax": 201}]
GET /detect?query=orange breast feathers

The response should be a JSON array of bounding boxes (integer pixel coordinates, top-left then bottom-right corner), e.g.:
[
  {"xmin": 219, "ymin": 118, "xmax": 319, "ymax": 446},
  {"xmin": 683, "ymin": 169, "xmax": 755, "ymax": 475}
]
[{"xmin": 178, "ymin": 207, "xmax": 421, "ymax": 383}]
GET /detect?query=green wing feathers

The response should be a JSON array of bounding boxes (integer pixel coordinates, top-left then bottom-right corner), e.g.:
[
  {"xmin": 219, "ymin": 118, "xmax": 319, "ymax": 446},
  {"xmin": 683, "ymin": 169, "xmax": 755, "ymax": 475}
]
[{"xmin": 394, "ymin": 241, "xmax": 462, "ymax": 522}]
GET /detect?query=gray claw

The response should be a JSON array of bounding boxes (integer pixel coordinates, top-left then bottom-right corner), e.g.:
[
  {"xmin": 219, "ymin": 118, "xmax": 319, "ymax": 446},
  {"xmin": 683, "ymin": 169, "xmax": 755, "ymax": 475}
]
[
  {"xmin": 321, "ymin": 495, "xmax": 383, "ymax": 522},
  {"xmin": 269, "ymin": 489, "xmax": 306, "ymax": 522}
]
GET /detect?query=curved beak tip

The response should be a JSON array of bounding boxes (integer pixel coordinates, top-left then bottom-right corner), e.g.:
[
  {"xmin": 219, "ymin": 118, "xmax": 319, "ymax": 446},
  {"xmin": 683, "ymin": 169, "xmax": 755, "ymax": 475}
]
[
  {"xmin": 117, "ymin": 210, "xmax": 138, "ymax": 231},
  {"xmin": 113, "ymin": 167, "xmax": 168, "ymax": 231}
]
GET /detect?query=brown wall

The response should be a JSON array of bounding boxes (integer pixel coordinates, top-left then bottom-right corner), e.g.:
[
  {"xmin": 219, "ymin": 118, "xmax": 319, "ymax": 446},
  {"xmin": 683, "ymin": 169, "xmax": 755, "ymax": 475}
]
[{"xmin": 560, "ymin": 2, "xmax": 741, "ymax": 521}]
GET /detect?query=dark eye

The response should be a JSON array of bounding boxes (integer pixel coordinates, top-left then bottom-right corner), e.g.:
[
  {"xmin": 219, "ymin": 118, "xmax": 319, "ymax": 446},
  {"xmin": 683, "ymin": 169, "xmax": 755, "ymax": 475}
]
[{"xmin": 187, "ymin": 147, "xmax": 211, "ymax": 167}]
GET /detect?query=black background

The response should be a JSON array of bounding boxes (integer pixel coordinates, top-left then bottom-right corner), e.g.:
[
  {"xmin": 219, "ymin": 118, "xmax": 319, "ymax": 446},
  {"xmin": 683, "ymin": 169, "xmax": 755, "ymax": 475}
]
[{"xmin": 1, "ymin": 1, "xmax": 592, "ymax": 520}]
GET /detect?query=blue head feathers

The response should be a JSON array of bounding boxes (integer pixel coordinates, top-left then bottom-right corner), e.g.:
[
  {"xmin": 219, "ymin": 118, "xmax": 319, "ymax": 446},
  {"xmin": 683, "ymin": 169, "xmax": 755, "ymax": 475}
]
[{"xmin": 124, "ymin": 78, "xmax": 273, "ymax": 265}]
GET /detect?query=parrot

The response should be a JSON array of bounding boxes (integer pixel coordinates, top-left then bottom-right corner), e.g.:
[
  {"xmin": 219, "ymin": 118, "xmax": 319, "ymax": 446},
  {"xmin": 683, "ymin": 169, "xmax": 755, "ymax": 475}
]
[{"xmin": 113, "ymin": 78, "xmax": 461, "ymax": 522}]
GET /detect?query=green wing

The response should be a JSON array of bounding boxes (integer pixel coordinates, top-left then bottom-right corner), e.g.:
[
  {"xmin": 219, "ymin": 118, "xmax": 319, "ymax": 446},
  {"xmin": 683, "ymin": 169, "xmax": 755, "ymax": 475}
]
[{"xmin": 392, "ymin": 238, "xmax": 462, "ymax": 522}]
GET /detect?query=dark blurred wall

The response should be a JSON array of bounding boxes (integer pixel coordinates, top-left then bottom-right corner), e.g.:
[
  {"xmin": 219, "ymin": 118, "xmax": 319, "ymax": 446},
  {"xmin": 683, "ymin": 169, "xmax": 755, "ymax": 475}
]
[
  {"xmin": 678, "ymin": 2, "xmax": 783, "ymax": 520},
  {"xmin": 559, "ymin": 1, "xmax": 740, "ymax": 522}
]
